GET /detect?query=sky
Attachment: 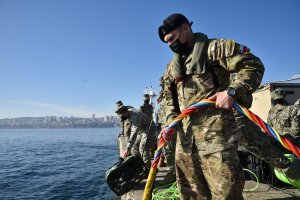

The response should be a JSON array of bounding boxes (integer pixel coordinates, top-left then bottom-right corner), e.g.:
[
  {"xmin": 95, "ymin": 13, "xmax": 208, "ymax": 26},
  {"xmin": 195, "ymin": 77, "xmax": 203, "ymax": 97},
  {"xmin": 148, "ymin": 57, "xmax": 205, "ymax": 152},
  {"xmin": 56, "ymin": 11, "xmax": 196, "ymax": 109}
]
[{"xmin": 0, "ymin": 0, "xmax": 299, "ymax": 119}]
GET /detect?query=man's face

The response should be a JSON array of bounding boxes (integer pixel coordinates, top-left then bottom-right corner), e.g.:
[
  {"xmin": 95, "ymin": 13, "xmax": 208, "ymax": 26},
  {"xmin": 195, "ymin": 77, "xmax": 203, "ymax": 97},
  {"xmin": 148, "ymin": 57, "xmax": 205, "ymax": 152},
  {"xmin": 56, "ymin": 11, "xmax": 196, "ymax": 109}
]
[
  {"xmin": 164, "ymin": 25, "xmax": 187, "ymax": 45},
  {"xmin": 163, "ymin": 24, "xmax": 190, "ymax": 55},
  {"xmin": 164, "ymin": 27, "xmax": 181, "ymax": 45},
  {"xmin": 144, "ymin": 98, "xmax": 150, "ymax": 104},
  {"xmin": 120, "ymin": 111, "xmax": 129, "ymax": 120}
]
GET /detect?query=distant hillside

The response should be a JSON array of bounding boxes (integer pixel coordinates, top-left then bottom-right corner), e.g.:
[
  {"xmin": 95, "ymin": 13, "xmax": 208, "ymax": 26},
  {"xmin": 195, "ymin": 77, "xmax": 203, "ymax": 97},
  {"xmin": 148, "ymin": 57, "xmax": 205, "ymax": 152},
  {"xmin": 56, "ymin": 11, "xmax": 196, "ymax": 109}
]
[{"xmin": 0, "ymin": 116, "xmax": 120, "ymax": 129}]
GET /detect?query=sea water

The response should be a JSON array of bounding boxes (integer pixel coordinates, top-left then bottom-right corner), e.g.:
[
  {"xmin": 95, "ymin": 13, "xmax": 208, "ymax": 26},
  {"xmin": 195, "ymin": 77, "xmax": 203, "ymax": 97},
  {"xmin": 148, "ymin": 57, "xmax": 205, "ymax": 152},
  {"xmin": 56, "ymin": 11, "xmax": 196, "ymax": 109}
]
[{"xmin": 0, "ymin": 128, "xmax": 120, "ymax": 200}]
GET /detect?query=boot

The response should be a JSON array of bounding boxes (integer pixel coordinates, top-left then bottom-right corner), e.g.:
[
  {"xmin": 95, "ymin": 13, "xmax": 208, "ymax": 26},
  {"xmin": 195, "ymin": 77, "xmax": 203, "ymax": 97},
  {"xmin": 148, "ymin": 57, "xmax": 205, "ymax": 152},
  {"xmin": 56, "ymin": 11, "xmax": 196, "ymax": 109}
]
[
  {"xmin": 159, "ymin": 170, "xmax": 176, "ymax": 186},
  {"xmin": 158, "ymin": 155, "xmax": 167, "ymax": 167}
]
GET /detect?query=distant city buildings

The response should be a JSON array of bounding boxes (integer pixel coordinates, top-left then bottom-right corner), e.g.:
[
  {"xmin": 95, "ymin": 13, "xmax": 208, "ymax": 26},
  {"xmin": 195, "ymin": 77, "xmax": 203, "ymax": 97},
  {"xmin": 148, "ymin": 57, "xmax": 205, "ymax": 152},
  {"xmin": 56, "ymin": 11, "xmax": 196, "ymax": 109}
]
[{"xmin": 0, "ymin": 115, "xmax": 120, "ymax": 129}]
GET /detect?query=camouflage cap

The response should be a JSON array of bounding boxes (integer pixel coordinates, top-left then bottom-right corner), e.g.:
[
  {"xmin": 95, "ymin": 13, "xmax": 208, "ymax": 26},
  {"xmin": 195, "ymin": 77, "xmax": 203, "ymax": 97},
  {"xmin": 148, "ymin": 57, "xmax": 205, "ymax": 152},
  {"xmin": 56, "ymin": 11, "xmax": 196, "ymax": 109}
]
[
  {"xmin": 271, "ymin": 88, "xmax": 285, "ymax": 100},
  {"xmin": 115, "ymin": 100, "xmax": 127, "ymax": 114},
  {"xmin": 158, "ymin": 13, "xmax": 191, "ymax": 43}
]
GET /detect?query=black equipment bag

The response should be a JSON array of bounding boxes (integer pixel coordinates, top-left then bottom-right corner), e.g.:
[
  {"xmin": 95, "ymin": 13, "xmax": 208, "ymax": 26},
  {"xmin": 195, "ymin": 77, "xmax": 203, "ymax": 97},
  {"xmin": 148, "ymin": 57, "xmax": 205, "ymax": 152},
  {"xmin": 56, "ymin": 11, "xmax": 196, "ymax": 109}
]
[{"xmin": 105, "ymin": 155, "xmax": 148, "ymax": 196}]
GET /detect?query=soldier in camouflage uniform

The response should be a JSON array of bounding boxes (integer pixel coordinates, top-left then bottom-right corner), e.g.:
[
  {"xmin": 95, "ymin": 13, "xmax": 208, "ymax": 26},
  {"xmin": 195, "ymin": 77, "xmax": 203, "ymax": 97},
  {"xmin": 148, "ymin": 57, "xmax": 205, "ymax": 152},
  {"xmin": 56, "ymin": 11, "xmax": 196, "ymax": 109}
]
[
  {"xmin": 116, "ymin": 101, "xmax": 141, "ymax": 156},
  {"xmin": 160, "ymin": 60, "xmax": 184, "ymax": 185},
  {"xmin": 156, "ymin": 90, "xmax": 165, "ymax": 134},
  {"xmin": 120, "ymin": 119, "xmax": 131, "ymax": 139},
  {"xmin": 156, "ymin": 90, "xmax": 167, "ymax": 165},
  {"xmin": 115, "ymin": 101, "xmax": 156, "ymax": 169},
  {"xmin": 294, "ymin": 98, "xmax": 300, "ymax": 145},
  {"xmin": 268, "ymin": 89, "xmax": 300, "ymax": 145},
  {"xmin": 140, "ymin": 94, "xmax": 154, "ymax": 118},
  {"xmin": 158, "ymin": 13, "xmax": 265, "ymax": 199},
  {"xmin": 116, "ymin": 101, "xmax": 132, "ymax": 140},
  {"xmin": 157, "ymin": 87, "xmax": 177, "ymax": 185},
  {"xmin": 162, "ymin": 55, "xmax": 290, "ymax": 198},
  {"xmin": 140, "ymin": 94, "xmax": 156, "ymax": 157}
]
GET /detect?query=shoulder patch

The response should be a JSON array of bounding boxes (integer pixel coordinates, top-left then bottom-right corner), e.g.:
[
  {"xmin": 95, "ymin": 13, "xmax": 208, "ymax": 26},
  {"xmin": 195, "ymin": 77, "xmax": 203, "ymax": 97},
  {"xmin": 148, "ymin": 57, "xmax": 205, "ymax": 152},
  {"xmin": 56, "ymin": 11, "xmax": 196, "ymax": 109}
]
[
  {"xmin": 208, "ymin": 39, "xmax": 250, "ymax": 61},
  {"xmin": 235, "ymin": 43, "xmax": 250, "ymax": 54}
]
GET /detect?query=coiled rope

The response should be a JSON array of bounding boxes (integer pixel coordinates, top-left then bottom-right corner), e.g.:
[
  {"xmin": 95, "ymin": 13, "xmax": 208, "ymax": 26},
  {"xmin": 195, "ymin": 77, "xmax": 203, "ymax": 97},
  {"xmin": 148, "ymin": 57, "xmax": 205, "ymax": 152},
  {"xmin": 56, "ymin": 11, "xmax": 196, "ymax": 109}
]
[
  {"xmin": 151, "ymin": 168, "xmax": 259, "ymax": 199},
  {"xmin": 142, "ymin": 99, "xmax": 300, "ymax": 200},
  {"xmin": 152, "ymin": 182, "xmax": 179, "ymax": 200}
]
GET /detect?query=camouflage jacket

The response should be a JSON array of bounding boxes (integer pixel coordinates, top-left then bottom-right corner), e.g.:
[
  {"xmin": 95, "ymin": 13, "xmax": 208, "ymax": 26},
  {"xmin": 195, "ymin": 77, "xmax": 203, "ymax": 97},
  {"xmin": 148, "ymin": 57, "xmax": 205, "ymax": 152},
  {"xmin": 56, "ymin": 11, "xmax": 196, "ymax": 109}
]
[
  {"xmin": 120, "ymin": 119, "xmax": 131, "ymax": 137},
  {"xmin": 120, "ymin": 105, "xmax": 133, "ymax": 136},
  {"xmin": 139, "ymin": 103, "xmax": 153, "ymax": 118},
  {"xmin": 126, "ymin": 108, "xmax": 153, "ymax": 150},
  {"xmin": 164, "ymin": 33, "xmax": 264, "ymax": 131},
  {"xmin": 161, "ymin": 60, "xmax": 181, "ymax": 126},
  {"xmin": 172, "ymin": 33, "xmax": 264, "ymax": 111},
  {"xmin": 157, "ymin": 92, "xmax": 167, "ymax": 127},
  {"xmin": 267, "ymin": 104, "xmax": 300, "ymax": 137}
]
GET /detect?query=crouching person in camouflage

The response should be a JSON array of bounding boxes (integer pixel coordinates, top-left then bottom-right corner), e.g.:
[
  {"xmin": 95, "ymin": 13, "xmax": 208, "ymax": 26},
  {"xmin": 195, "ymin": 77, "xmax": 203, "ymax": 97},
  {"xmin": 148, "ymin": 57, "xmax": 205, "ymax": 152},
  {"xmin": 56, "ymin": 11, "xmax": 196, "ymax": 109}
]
[
  {"xmin": 116, "ymin": 100, "xmax": 132, "ymax": 140},
  {"xmin": 158, "ymin": 13, "xmax": 265, "ymax": 199},
  {"xmin": 115, "ymin": 101, "xmax": 156, "ymax": 169}
]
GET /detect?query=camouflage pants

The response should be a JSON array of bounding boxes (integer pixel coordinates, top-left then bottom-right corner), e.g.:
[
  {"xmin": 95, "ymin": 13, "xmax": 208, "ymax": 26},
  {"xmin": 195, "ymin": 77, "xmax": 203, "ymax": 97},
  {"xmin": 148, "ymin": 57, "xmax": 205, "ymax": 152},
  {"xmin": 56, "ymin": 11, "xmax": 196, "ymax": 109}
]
[
  {"xmin": 175, "ymin": 107, "xmax": 245, "ymax": 200},
  {"xmin": 234, "ymin": 110, "xmax": 290, "ymax": 169},
  {"xmin": 162, "ymin": 130, "xmax": 177, "ymax": 172},
  {"xmin": 131, "ymin": 124, "xmax": 156, "ymax": 169},
  {"xmin": 131, "ymin": 134, "xmax": 141, "ymax": 157}
]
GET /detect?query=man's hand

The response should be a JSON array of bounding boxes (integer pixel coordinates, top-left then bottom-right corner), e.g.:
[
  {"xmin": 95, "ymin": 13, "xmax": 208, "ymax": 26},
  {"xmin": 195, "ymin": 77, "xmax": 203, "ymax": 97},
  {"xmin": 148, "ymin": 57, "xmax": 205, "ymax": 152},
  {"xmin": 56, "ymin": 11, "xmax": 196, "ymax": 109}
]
[
  {"xmin": 122, "ymin": 149, "xmax": 130, "ymax": 158},
  {"xmin": 159, "ymin": 127, "xmax": 174, "ymax": 142},
  {"xmin": 208, "ymin": 91, "xmax": 235, "ymax": 109}
]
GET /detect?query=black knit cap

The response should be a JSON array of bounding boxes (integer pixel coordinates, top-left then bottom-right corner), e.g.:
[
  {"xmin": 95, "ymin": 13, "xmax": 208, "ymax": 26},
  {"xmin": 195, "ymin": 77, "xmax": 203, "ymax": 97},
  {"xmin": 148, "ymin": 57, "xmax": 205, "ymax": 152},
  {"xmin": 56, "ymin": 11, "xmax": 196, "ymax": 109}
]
[{"xmin": 158, "ymin": 13, "xmax": 190, "ymax": 43}]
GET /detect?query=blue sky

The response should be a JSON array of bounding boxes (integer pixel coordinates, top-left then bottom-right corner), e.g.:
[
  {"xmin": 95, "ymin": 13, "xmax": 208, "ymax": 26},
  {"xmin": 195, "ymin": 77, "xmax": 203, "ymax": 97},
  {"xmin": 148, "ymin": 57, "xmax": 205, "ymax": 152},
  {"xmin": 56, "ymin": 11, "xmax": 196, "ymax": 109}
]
[{"xmin": 0, "ymin": 0, "xmax": 299, "ymax": 118}]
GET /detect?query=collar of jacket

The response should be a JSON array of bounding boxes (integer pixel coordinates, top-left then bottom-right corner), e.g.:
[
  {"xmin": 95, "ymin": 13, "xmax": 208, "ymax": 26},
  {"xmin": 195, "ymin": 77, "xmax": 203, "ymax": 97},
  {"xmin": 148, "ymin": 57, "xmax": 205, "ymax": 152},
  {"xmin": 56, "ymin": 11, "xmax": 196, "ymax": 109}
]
[{"xmin": 172, "ymin": 32, "xmax": 209, "ymax": 80}]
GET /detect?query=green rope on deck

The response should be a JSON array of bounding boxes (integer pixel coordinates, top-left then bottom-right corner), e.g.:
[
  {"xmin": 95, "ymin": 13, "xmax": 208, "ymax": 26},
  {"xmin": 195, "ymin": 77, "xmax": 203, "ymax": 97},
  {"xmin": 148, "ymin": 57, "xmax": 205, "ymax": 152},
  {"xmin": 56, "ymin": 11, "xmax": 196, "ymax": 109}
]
[
  {"xmin": 151, "ymin": 168, "xmax": 259, "ymax": 199},
  {"xmin": 243, "ymin": 168, "xmax": 259, "ymax": 192},
  {"xmin": 152, "ymin": 182, "xmax": 179, "ymax": 200}
]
